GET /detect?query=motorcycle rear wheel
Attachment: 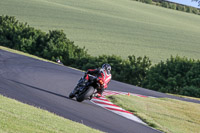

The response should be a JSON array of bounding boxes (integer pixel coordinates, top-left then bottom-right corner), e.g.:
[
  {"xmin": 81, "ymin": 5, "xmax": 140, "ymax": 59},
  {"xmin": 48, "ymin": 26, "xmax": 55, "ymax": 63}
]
[{"xmin": 76, "ymin": 86, "xmax": 94, "ymax": 102}]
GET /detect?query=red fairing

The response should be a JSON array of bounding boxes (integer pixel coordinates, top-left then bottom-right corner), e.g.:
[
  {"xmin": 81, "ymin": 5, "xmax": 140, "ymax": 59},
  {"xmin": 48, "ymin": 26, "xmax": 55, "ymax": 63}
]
[
  {"xmin": 85, "ymin": 74, "xmax": 89, "ymax": 80},
  {"xmin": 86, "ymin": 69, "xmax": 112, "ymax": 89},
  {"xmin": 87, "ymin": 69, "xmax": 96, "ymax": 71}
]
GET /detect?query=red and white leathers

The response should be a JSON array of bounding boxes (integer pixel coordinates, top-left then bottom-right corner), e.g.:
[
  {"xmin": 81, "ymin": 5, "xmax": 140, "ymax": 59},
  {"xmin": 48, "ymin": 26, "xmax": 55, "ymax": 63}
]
[
  {"xmin": 85, "ymin": 68, "xmax": 112, "ymax": 96},
  {"xmin": 98, "ymin": 69, "xmax": 111, "ymax": 89}
]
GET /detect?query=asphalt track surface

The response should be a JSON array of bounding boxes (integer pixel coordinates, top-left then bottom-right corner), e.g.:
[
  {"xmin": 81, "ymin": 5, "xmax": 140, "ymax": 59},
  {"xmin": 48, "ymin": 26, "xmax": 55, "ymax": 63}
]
[{"xmin": 0, "ymin": 50, "xmax": 199, "ymax": 133}]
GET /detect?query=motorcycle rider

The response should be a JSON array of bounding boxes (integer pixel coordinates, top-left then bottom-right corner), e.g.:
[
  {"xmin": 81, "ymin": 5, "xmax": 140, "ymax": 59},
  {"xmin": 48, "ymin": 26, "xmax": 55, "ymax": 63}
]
[
  {"xmin": 56, "ymin": 58, "xmax": 63, "ymax": 65},
  {"xmin": 85, "ymin": 63, "xmax": 112, "ymax": 97},
  {"xmin": 72, "ymin": 63, "xmax": 112, "ymax": 98}
]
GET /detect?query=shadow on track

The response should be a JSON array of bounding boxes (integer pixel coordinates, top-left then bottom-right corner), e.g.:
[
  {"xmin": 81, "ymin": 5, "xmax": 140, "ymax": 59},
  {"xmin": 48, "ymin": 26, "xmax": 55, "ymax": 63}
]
[{"xmin": 7, "ymin": 79, "xmax": 75, "ymax": 100}]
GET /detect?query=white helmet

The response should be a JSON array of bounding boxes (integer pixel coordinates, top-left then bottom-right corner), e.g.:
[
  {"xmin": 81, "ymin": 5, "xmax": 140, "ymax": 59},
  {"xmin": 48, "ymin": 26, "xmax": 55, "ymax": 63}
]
[{"xmin": 102, "ymin": 64, "xmax": 111, "ymax": 74}]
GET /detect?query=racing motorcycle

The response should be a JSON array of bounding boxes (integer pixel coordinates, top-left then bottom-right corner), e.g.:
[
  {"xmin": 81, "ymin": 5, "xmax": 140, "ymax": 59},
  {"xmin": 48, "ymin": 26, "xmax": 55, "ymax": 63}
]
[{"xmin": 69, "ymin": 74, "xmax": 104, "ymax": 102}]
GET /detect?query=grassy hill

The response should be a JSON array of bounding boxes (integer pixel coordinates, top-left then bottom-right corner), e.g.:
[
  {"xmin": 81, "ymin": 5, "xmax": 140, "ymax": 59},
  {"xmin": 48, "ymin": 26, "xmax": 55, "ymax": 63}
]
[{"xmin": 1, "ymin": 0, "xmax": 200, "ymax": 63}]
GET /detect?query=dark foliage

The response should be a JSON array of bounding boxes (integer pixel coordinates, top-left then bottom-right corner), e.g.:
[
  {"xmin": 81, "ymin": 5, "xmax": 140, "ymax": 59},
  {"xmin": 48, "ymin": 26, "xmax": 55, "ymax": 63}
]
[
  {"xmin": 0, "ymin": 15, "xmax": 89, "ymax": 65},
  {"xmin": 142, "ymin": 56, "xmax": 200, "ymax": 97}
]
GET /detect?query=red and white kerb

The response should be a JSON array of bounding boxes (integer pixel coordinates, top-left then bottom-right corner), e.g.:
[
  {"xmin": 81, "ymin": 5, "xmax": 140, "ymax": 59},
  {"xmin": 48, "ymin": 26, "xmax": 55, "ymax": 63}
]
[{"xmin": 91, "ymin": 90, "xmax": 147, "ymax": 125}]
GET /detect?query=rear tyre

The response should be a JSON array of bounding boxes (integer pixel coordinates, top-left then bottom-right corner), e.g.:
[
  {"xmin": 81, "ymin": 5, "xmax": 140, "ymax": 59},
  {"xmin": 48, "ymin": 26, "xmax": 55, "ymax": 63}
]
[{"xmin": 76, "ymin": 86, "xmax": 94, "ymax": 102}]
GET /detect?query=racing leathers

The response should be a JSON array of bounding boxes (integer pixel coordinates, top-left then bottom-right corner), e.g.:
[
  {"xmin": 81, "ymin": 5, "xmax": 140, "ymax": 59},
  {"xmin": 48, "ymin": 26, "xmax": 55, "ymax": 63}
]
[{"xmin": 85, "ymin": 68, "xmax": 112, "ymax": 97}]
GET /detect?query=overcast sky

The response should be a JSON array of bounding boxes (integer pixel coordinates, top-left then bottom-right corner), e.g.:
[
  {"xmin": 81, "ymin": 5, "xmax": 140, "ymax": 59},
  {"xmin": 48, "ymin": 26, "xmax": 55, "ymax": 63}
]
[{"xmin": 167, "ymin": 0, "xmax": 199, "ymax": 8}]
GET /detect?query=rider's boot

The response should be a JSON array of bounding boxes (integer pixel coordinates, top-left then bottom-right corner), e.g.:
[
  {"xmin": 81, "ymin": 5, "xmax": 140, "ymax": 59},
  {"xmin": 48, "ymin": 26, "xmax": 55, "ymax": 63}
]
[{"xmin": 94, "ymin": 88, "xmax": 104, "ymax": 98}]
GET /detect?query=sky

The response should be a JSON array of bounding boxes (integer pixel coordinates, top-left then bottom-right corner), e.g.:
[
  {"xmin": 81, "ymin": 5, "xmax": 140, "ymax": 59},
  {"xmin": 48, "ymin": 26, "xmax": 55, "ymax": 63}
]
[{"xmin": 167, "ymin": 0, "xmax": 200, "ymax": 8}]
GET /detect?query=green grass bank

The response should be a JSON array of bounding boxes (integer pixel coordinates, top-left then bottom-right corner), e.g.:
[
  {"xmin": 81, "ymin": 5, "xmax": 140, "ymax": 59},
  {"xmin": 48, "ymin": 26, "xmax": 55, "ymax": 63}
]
[
  {"xmin": 0, "ymin": 94, "xmax": 103, "ymax": 133},
  {"xmin": 107, "ymin": 95, "xmax": 200, "ymax": 133}
]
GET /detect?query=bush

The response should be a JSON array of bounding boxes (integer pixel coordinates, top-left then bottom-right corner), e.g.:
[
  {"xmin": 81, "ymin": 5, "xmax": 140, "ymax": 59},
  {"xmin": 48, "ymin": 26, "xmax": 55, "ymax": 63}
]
[
  {"xmin": 186, "ymin": 7, "xmax": 192, "ymax": 13},
  {"xmin": 75, "ymin": 54, "xmax": 152, "ymax": 87},
  {"xmin": 192, "ymin": 8, "xmax": 199, "ymax": 14},
  {"xmin": 162, "ymin": 1, "xmax": 169, "ymax": 8},
  {"xmin": 186, "ymin": 62, "xmax": 200, "ymax": 87},
  {"xmin": 142, "ymin": 56, "xmax": 199, "ymax": 96},
  {"xmin": 0, "ymin": 15, "xmax": 88, "ymax": 65},
  {"xmin": 144, "ymin": 0, "xmax": 152, "ymax": 4},
  {"xmin": 120, "ymin": 55, "xmax": 151, "ymax": 86},
  {"xmin": 168, "ymin": 3, "xmax": 176, "ymax": 10},
  {"xmin": 179, "ymin": 86, "xmax": 200, "ymax": 98}
]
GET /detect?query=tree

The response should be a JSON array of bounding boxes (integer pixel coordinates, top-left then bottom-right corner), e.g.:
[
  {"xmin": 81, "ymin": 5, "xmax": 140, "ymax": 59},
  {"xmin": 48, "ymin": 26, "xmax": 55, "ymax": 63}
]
[
  {"xmin": 162, "ymin": 1, "xmax": 169, "ymax": 8},
  {"xmin": 144, "ymin": 0, "xmax": 152, "ymax": 4},
  {"xmin": 186, "ymin": 6, "xmax": 192, "ymax": 13},
  {"xmin": 142, "ymin": 56, "xmax": 196, "ymax": 94},
  {"xmin": 169, "ymin": 3, "xmax": 176, "ymax": 10},
  {"xmin": 121, "ymin": 55, "xmax": 151, "ymax": 86},
  {"xmin": 192, "ymin": 0, "xmax": 200, "ymax": 6}
]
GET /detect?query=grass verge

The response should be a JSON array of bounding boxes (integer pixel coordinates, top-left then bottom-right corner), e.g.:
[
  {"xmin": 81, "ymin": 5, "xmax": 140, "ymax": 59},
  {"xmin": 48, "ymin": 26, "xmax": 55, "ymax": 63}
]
[
  {"xmin": 107, "ymin": 95, "xmax": 200, "ymax": 133},
  {"xmin": 0, "ymin": 94, "xmax": 103, "ymax": 133}
]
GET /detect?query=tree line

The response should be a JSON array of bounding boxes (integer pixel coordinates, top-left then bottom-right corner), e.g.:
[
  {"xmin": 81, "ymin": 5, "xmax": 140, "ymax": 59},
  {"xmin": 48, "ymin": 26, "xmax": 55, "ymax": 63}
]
[
  {"xmin": 134, "ymin": 0, "xmax": 200, "ymax": 15},
  {"xmin": 1, "ymin": 15, "xmax": 199, "ymax": 97}
]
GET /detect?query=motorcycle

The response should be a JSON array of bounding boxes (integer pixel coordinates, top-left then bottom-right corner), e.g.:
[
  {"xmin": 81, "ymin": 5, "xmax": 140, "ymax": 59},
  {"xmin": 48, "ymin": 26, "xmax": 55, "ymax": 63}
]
[{"xmin": 69, "ymin": 74, "xmax": 104, "ymax": 102}]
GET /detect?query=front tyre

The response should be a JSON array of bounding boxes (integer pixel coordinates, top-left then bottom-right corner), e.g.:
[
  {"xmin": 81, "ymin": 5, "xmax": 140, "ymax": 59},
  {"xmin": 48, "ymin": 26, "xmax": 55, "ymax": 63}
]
[
  {"xmin": 69, "ymin": 92, "xmax": 75, "ymax": 99},
  {"xmin": 76, "ymin": 86, "xmax": 94, "ymax": 102}
]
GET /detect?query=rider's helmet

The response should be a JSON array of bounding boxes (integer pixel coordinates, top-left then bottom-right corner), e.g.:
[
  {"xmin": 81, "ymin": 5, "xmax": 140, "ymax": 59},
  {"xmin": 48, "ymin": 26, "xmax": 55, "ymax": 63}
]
[{"xmin": 102, "ymin": 64, "xmax": 111, "ymax": 75}]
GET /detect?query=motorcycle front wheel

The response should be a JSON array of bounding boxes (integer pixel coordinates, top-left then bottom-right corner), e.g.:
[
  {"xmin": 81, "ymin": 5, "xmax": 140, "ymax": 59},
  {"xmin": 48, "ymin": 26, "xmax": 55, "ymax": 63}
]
[
  {"xmin": 69, "ymin": 92, "xmax": 75, "ymax": 99},
  {"xmin": 76, "ymin": 86, "xmax": 94, "ymax": 102}
]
